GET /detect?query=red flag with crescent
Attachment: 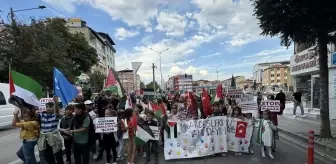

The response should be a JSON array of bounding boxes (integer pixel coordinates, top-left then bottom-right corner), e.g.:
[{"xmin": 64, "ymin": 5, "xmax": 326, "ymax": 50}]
[{"xmin": 235, "ymin": 121, "xmax": 247, "ymax": 138}]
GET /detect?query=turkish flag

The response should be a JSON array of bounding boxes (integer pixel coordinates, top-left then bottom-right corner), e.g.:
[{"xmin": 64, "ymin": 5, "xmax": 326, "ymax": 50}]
[{"xmin": 235, "ymin": 121, "xmax": 247, "ymax": 138}]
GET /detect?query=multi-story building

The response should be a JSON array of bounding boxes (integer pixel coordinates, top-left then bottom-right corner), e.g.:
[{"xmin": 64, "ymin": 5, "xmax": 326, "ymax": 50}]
[
  {"xmin": 117, "ymin": 69, "xmax": 140, "ymax": 92},
  {"xmin": 222, "ymin": 76, "xmax": 245, "ymax": 89},
  {"xmin": 253, "ymin": 61, "xmax": 290, "ymax": 88},
  {"xmin": 169, "ymin": 74, "xmax": 193, "ymax": 91},
  {"xmin": 262, "ymin": 65, "xmax": 291, "ymax": 87},
  {"xmin": 237, "ymin": 79, "xmax": 254, "ymax": 90},
  {"xmin": 67, "ymin": 18, "xmax": 116, "ymax": 82}
]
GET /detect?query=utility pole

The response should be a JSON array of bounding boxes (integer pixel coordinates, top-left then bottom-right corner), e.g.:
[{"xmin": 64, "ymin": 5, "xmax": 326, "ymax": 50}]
[
  {"xmin": 149, "ymin": 47, "xmax": 169, "ymax": 96},
  {"xmin": 212, "ymin": 64, "xmax": 221, "ymax": 82},
  {"xmin": 152, "ymin": 63, "xmax": 157, "ymax": 98}
]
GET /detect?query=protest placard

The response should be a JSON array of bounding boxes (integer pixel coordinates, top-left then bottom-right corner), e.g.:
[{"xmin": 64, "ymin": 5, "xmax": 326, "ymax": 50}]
[
  {"xmin": 150, "ymin": 126, "xmax": 160, "ymax": 140},
  {"xmin": 239, "ymin": 101, "xmax": 258, "ymax": 112},
  {"xmin": 261, "ymin": 100, "xmax": 280, "ymax": 112},
  {"xmin": 227, "ymin": 89, "xmax": 243, "ymax": 100},
  {"xmin": 94, "ymin": 117, "xmax": 118, "ymax": 133},
  {"xmin": 38, "ymin": 98, "xmax": 53, "ymax": 112},
  {"xmin": 164, "ymin": 116, "xmax": 253, "ymax": 160}
]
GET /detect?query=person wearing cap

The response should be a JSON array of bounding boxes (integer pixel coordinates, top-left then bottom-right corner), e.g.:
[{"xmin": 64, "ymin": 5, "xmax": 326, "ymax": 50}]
[{"xmin": 36, "ymin": 97, "xmax": 63, "ymax": 164}]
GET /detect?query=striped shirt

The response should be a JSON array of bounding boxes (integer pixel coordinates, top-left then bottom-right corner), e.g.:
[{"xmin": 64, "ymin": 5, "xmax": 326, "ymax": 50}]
[{"xmin": 39, "ymin": 113, "xmax": 59, "ymax": 133}]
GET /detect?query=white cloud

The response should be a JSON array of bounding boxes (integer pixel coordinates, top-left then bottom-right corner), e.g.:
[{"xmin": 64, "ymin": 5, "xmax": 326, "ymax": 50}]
[
  {"xmin": 185, "ymin": 66, "xmax": 197, "ymax": 74},
  {"xmin": 199, "ymin": 70, "xmax": 208, "ymax": 76},
  {"xmin": 200, "ymin": 52, "xmax": 221, "ymax": 58},
  {"xmin": 115, "ymin": 28, "xmax": 139, "ymax": 40},
  {"xmin": 155, "ymin": 12, "xmax": 187, "ymax": 37},
  {"xmin": 170, "ymin": 65, "xmax": 183, "ymax": 74}
]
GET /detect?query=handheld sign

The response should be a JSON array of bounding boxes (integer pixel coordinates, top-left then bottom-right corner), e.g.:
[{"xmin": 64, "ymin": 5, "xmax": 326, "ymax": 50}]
[
  {"xmin": 239, "ymin": 101, "xmax": 258, "ymax": 113},
  {"xmin": 94, "ymin": 117, "xmax": 118, "ymax": 133},
  {"xmin": 227, "ymin": 89, "xmax": 243, "ymax": 101},
  {"xmin": 261, "ymin": 100, "xmax": 280, "ymax": 112}
]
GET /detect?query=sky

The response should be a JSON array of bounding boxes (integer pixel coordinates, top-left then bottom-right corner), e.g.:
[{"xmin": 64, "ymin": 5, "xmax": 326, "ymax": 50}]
[{"xmin": 1, "ymin": 0, "xmax": 294, "ymax": 84}]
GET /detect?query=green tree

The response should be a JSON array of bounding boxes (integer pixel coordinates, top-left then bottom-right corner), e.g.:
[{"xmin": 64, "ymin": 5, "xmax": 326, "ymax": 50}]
[
  {"xmin": 88, "ymin": 70, "xmax": 105, "ymax": 92},
  {"xmin": 252, "ymin": 0, "xmax": 336, "ymax": 137},
  {"xmin": 146, "ymin": 81, "xmax": 160, "ymax": 89},
  {"xmin": 140, "ymin": 81, "xmax": 146, "ymax": 89},
  {"xmin": 0, "ymin": 18, "xmax": 98, "ymax": 90}
]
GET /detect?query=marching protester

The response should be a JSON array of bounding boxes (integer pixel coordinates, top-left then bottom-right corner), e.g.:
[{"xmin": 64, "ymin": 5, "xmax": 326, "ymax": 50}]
[
  {"xmin": 102, "ymin": 109, "xmax": 119, "ymax": 164},
  {"xmin": 59, "ymin": 105, "xmax": 75, "ymax": 164},
  {"xmin": 116, "ymin": 109, "xmax": 127, "ymax": 161},
  {"xmin": 144, "ymin": 110, "xmax": 159, "ymax": 164},
  {"xmin": 210, "ymin": 101, "xmax": 226, "ymax": 157},
  {"xmin": 256, "ymin": 110, "xmax": 277, "ymax": 159},
  {"xmin": 37, "ymin": 97, "xmax": 64, "ymax": 164},
  {"xmin": 275, "ymin": 90, "xmax": 286, "ymax": 115},
  {"xmin": 167, "ymin": 103, "xmax": 178, "ymax": 121},
  {"xmin": 13, "ymin": 109, "xmax": 39, "ymax": 164},
  {"xmin": 69, "ymin": 103, "xmax": 91, "ymax": 164},
  {"xmin": 125, "ymin": 108, "xmax": 137, "ymax": 164},
  {"xmin": 230, "ymin": 106, "xmax": 244, "ymax": 156}
]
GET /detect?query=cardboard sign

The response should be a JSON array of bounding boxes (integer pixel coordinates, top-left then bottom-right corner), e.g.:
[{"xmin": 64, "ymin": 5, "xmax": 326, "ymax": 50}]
[
  {"xmin": 239, "ymin": 101, "xmax": 258, "ymax": 112},
  {"xmin": 261, "ymin": 100, "xmax": 280, "ymax": 112},
  {"xmin": 227, "ymin": 89, "xmax": 243, "ymax": 100},
  {"xmin": 95, "ymin": 117, "xmax": 118, "ymax": 133}
]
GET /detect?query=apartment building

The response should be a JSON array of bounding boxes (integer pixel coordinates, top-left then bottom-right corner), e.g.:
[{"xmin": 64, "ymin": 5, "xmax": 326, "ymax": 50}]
[
  {"xmin": 262, "ymin": 65, "xmax": 291, "ymax": 87},
  {"xmin": 117, "ymin": 69, "xmax": 140, "ymax": 92},
  {"xmin": 67, "ymin": 18, "xmax": 116, "ymax": 82}
]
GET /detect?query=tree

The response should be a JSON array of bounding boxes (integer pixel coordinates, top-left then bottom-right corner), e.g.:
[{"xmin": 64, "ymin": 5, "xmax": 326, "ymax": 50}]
[
  {"xmin": 230, "ymin": 75, "xmax": 236, "ymax": 89},
  {"xmin": 88, "ymin": 70, "xmax": 105, "ymax": 92},
  {"xmin": 252, "ymin": 0, "xmax": 336, "ymax": 137},
  {"xmin": 146, "ymin": 81, "xmax": 160, "ymax": 89},
  {"xmin": 140, "ymin": 81, "xmax": 146, "ymax": 89},
  {"xmin": 0, "ymin": 18, "xmax": 98, "ymax": 90}
]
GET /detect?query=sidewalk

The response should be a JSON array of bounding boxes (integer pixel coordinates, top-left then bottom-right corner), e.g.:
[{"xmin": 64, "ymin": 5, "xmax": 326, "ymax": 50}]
[{"xmin": 277, "ymin": 114, "xmax": 336, "ymax": 158}]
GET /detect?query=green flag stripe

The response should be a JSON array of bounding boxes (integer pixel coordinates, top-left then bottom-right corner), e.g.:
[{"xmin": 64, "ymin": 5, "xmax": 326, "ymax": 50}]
[{"xmin": 11, "ymin": 70, "xmax": 43, "ymax": 98}]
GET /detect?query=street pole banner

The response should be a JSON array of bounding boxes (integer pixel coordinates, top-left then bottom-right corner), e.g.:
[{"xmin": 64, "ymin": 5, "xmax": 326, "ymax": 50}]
[
  {"xmin": 94, "ymin": 117, "xmax": 118, "ymax": 133},
  {"xmin": 238, "ymin": 101, "xmax": 258, "ymax": 112},
  {"xmin": 164, "ymin": 116, "xmax": 253, "ymax": 160},
  {"xmin": 227, "ymin": 89, "xmax": 243, "ymax": 101},
  {"xmin": 261, "ymin": 100, "xmax": 281, "ymax": 112}
]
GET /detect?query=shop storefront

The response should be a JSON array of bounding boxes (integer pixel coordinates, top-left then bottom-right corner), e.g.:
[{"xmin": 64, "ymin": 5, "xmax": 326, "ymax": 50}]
[
  {"xmin": 291, "ymin": 44, "xmax": 336, "ymax": 119},
  {"xmin": 290, "ymin": 47, "xmax": 320, "ymax": 109}
]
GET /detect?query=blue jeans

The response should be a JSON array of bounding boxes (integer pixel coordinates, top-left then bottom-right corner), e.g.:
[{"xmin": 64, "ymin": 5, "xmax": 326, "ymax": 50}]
[{"xmin": 17, "ymin": 140, "xmax": 37, "ymax": 164}]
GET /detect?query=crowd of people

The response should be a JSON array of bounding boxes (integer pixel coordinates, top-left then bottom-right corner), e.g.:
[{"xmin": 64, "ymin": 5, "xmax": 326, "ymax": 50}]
[{"xmin": 11, "ymin": 89, "xmax": 292, "ymax": 164}]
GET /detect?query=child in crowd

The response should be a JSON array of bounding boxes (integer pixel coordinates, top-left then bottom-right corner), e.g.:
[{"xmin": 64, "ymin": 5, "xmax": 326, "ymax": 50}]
[
  {"xmin": 210, "ymin": 102, "xmax": 226, "ymax": 157},
  {"xmin": 230, "ymin": 106, "xmax": 244, "ymax": 156},
  {"xmin": 117, "ymin": 109, "xmax": 126, "ymax": 161},
  {"xmin": 144, "ymin": 110, "xmax": 159, "ymax": 164},
  {"xmin": 126, "ymin": 109, "xmax": 137, "ymax": 164},
  {"xmin": 256, "ymin": 110, "xmax": 277, "ymax": 159},
  {"xmin": 167, "ymin": 103, "xmax": 178, "ymax": 121},
  {"xmin": 102, "ymin": 109, "xmax": 119, "ymax": 164},
  {"xmin": 13, "ymin": 110, "xmax": 39, "ymax": 164},
  {"xmin": 59, "ymin": 105, "xmax": 74, "ymax": 164},
  {"xmin": 69, "ymin": 103, "xmax": 91, "ymax": 164}
]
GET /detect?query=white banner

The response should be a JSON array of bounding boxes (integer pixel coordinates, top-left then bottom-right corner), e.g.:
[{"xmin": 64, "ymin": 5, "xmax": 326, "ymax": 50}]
[
  {"xmin": 261, "ymin": 100, "xmax": 280, "ymax": 112},
  {"xmin": 94, "ymin": 117, "xmax": 118, "ymax": 133},
  {"xmin": 164, "ymin": 116, "xmax": 253, "ymax": 160},
  {"xmin": 239, "ymin": 101, "xmax": 258, "ymax": 112}
]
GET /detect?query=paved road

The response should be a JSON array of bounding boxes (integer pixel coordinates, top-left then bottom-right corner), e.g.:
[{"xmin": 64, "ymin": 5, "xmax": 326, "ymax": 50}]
[{"xmin": 1, "ymin": 127, "xmax": 325, "ymax": 164}]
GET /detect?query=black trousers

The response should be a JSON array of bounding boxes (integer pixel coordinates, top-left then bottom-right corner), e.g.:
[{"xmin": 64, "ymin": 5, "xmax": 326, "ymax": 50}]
[
  {"xmin": 64, "ymin": 138, "xmax": 73, "ymax": 162},
  {"xmin": 43, "ymin": 142, "xmax": 64, "ymax": 164},
  {"xmin": 105, "ymin": 146, "xmax": 117, "ymax": 163},
  {"xmin": 145, "ymin": 140, "xmax": 158, "ymax": 162},
  {"xmin": 73, "ymin": 142, "xmax": 90, "ymax": 164}
]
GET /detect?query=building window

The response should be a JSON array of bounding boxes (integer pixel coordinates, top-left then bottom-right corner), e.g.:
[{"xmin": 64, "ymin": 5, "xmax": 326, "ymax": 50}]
[
  {"xmin": 284, "ymin": 73, "xmax": 287, "ymax": 76},
  {"xmin": 277, "ymin": 80, "xmax": 280, "ymax": 82},
  {"xmin": 271, "ymin": 74, "xmax": 274, "ymax": 77},
  {"xmin": 271, "ymin": 68, "xmax": 274, "ymax": 71},
  {"xmin": 277, "ymin": 73, "xmax": 280, "ymax": 77},
  {"xmin": 271, "ymin": 80, "xmax": 274, "ymax": 83}
]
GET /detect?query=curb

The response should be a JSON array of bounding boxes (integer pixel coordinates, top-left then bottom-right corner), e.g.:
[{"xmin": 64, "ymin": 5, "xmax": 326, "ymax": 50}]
[{"xmin": 278, "ymin": 127, "xmax": 336, "ymax": 157}]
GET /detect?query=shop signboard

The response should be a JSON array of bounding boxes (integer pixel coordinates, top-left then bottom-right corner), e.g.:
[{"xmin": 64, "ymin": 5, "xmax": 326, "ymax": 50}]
[{"xmin": 290, "ymin": 48, "xmax": 319, "ymax": 76}]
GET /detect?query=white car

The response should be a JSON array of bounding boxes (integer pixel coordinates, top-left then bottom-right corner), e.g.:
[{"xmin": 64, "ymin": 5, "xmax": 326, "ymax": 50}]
[{"xmin": 0, "ymin": 83, "xmax": 19, "ymax": 128}]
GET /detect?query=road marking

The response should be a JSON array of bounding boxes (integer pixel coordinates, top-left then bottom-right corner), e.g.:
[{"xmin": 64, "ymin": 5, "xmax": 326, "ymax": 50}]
[{"xmin": 7, "ymin": 151, "xmax": 39, "ymax": 164}]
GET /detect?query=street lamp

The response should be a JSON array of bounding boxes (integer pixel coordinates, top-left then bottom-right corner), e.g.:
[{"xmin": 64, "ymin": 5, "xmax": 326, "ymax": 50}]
[
  {"xmin": 211, "ymin": 64, "xmax": 221, "ymax": 81},
  {"xmin": 149, "ymin": 47, "xmax": 169, "ymax": 97}
]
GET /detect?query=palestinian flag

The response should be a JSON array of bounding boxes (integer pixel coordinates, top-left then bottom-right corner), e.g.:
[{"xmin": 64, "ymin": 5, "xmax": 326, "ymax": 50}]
[
  {"xmin": 211, "ymin": 83, "xmax": 224, "ymax": 104},
  {"xmin": 9, "ymin": 70, "xmax": 43, "ymax": 107},
  {"xmin": 103, "ymin": 68, "xmax": 125, "ymax": 97},
  {"xmin": 149, "ymin": 102, "xmax": 163, "ymax": 119},
  {"xmin": 135, "ymin": 124, "xmax": 156, "ymax": 146},
  {"xmin": 165, "ymin": 120, "xmax": 178, "ymax": 139}
]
